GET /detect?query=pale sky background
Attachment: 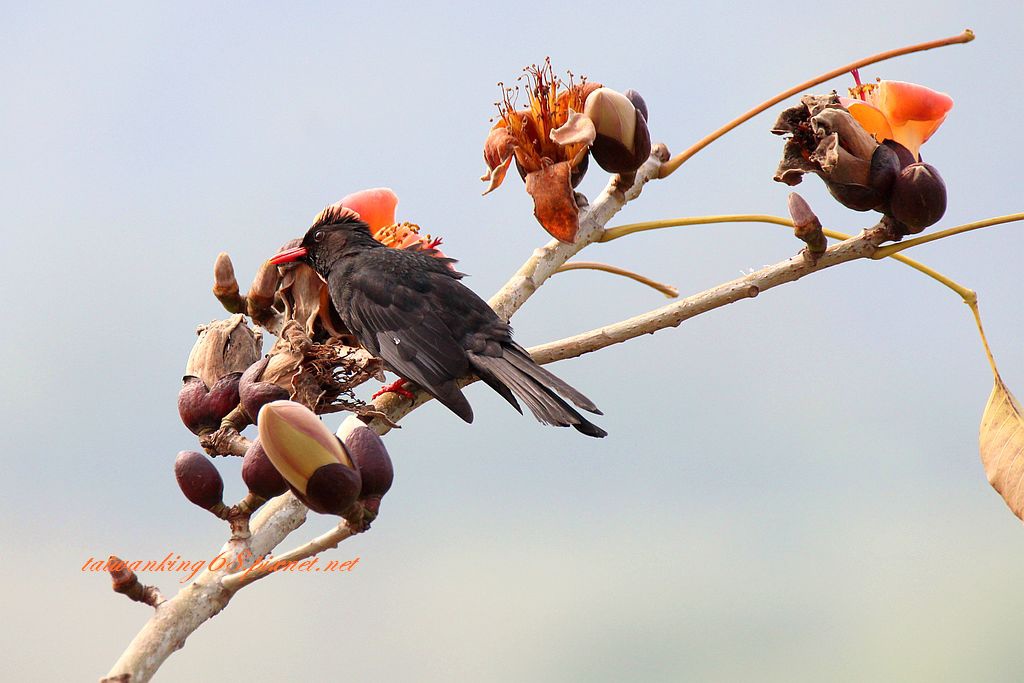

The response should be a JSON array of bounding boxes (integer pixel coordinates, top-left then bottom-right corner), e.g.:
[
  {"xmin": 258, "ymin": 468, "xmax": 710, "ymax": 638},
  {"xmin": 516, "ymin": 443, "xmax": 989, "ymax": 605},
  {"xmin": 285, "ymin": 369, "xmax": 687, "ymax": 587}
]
[{"xmin": 3, "ymin": 1, "xmax": 1024, "ymax": 681}]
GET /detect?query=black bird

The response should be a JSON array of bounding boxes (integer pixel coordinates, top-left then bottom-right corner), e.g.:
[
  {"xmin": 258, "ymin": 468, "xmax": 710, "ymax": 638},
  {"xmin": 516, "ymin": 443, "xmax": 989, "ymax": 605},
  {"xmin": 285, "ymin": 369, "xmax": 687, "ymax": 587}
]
[{"xmin": 269, "ymin": 210, "xmax": 606, "ymax": 438}]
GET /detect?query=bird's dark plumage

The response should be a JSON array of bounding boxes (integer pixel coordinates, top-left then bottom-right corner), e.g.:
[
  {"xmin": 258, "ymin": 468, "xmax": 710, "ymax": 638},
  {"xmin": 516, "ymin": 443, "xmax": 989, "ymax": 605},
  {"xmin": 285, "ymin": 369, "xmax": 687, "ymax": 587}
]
[{"xmin": 288, "ymin": 215, "xmax": 606, "ymax": 438}]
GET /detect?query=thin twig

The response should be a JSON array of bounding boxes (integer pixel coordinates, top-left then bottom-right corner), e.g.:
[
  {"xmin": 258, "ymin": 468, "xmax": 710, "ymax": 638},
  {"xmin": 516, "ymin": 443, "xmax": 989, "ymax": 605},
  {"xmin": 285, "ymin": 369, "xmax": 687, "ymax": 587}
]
[
  {"xmin": 872, "ymin": 212, "xmax": 1024, "ymax": 258},
  {"xmin": 221, "ymin": 521, "xmax": 355, "ymax": 591},
  {"xmin": 556, "ymin": 261, "xmax": 678, "ymax": 297}
]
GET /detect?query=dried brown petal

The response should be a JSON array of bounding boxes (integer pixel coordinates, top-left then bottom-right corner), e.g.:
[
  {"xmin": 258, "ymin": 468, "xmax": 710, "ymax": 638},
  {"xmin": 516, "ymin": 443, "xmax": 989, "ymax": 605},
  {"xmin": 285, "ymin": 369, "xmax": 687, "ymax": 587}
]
[
  {"xmin": 185, "ymin": 316, "xmax": 262, "ymax": 388},
  {"xmin": 524, "ymin": 162, "xmax": 580, "ymax": 243}
]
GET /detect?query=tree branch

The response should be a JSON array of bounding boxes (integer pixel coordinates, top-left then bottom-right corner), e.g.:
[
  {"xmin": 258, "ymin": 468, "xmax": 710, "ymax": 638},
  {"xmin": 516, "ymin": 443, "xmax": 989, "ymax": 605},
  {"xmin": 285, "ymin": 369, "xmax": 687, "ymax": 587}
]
[{"xmin": 528, "ymin": 223, "xmax": 891, "ymax": 365}]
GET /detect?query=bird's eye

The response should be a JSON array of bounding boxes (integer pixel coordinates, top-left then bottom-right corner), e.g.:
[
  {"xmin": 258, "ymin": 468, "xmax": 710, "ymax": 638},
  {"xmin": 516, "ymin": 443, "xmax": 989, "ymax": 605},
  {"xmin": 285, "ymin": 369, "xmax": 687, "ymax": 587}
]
[{"xmin": 314, "ymin": 231, "xmax": 325, "ymax": 243}]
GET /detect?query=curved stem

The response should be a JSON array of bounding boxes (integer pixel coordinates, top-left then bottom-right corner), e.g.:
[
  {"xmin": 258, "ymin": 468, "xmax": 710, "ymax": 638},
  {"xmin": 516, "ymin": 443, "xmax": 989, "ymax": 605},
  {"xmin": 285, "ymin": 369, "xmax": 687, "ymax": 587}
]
[
  {"xmin": 556, "ymin": 261, "xmax": 678, "ymax": 297},
  {"xmin": 602, "ymin": 214, "xmax": 979, "ymax": 300},
  {"xmin": 600, "ymin": 215, "xmax": 792, "ymax": 242},
  {"xmin": 872, "ymin": 212, "xmax": 1024, "ymax": 258},
  {"xmin": 969, "ymin": 300, "xmax": 1001, "ymax": 379},
  {"xmin": 658, "ymin": 29, "xmax": 975, "ymax": 179}
]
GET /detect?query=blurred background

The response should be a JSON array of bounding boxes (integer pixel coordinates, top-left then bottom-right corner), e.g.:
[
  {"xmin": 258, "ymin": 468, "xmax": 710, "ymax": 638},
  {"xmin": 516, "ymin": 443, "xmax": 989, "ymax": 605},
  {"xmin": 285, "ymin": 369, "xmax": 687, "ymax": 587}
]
[{"xmin": 3, "ymin": 1, "xmax": 1023, "ymax": 680}]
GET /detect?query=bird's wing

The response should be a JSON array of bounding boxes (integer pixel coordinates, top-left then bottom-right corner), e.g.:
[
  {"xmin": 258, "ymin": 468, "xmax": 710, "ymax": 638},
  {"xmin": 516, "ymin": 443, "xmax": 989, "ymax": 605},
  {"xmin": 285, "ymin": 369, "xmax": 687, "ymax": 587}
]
[{"xmin": 337, "ymin": 265, "xmax": 474, "ymax": 422}]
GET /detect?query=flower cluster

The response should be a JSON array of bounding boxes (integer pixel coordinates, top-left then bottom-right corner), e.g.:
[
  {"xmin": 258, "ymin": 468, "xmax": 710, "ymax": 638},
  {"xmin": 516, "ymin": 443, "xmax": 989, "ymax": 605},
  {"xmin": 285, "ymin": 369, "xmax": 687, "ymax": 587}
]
[
  {"xmin": 482, "ymin": 60, "xmax": 651, "ymax": 243},
  {"xmin": 772, "ymin": 75, "xmax": 952, "ymax": 234}
]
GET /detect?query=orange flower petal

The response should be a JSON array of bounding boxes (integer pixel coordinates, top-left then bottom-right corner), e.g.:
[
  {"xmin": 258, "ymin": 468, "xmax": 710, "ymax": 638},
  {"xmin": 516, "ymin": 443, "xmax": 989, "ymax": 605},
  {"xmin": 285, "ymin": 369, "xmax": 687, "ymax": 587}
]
[
  {"xmin": 524, "ymin": 162, "xmax": 579, "ymax": 243},
  {"xmin": 841, "ymin": 97, "xmax": 894, "ymax": 146},
  {"xmin": 869, "ymin": 80, "xmax": 952, "ymax": 159},
  {"xmin": 340, "ymin": 187, "xmax": 399, "ymax": 232}
]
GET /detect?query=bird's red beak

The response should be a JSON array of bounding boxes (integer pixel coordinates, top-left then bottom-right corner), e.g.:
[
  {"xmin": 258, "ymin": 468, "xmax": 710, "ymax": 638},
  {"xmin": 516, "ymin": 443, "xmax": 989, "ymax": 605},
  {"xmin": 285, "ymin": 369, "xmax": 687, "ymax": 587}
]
[{"xmin": 268, "ymin": 246, "xmax": 308, "ymax": 265}]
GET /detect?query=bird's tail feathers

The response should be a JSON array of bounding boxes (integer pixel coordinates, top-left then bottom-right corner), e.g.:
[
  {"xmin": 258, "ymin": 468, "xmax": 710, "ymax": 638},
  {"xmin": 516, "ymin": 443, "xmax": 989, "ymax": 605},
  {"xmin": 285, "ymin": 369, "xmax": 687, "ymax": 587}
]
[{"xmin": 469, "ymin": 353, "xmax": 607, "ymax": 438}]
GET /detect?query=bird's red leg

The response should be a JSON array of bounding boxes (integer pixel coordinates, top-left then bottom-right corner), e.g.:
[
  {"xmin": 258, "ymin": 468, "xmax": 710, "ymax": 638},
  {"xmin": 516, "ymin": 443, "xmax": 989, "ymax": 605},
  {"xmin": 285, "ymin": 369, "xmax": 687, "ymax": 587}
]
[{"xmin": 372, "ymin": 377, "xmax": 415, "ymax": 401}]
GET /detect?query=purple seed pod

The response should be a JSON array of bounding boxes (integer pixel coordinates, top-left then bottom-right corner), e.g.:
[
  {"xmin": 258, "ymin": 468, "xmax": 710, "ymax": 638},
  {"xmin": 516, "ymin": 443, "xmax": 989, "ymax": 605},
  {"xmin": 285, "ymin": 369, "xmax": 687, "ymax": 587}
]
[
  {"xmin": 177, "ymin": 372, "xmax": 242, "ymax": 435},
  {"xmin": 239, "ymin": 357, "xmax": 290, "ymax": 423},
  {"xmin": 888, "ymin": 162, "xmax": 947, "ymax": 233},
  {"xmin": 174, "ymin": 450, "xmax": 224, "ymax": 510},
  {"xmin": 302, "ymin": 463, "xmax": 362, "ymax": 517},
  {"xmin": 241, "ymin": 437, "xmax": 288, "ymax": 499}
]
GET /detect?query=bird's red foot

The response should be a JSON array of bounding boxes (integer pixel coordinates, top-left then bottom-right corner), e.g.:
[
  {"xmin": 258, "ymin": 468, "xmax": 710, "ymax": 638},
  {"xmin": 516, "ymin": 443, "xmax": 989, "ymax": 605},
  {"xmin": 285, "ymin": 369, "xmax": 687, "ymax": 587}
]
[{"xmin": 372, "ymin": 378, "xmax": 415, "ymax": 401}]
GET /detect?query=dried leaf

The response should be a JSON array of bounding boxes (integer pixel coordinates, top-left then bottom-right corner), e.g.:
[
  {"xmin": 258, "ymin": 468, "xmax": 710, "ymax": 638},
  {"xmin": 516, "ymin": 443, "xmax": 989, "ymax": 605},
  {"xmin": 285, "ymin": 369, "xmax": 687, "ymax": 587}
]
[
  {"xmin": 979, "ymin": 375, "xmax": 1024, "ymax": 520},
  {"xmin": 524, "ymin": 162, "xmax": 579, "ymax": 243}
]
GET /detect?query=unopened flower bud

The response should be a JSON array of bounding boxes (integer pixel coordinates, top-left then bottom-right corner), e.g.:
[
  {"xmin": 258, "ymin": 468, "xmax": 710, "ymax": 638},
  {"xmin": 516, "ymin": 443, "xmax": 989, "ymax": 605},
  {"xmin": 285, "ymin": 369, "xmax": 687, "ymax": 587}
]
[
  {"xmin": 338, "ymin": 415, "xmax": 394, "ymax": 504},
  {"xmin": 247, "ymin": 260, "xmax": 281, "ymax": 319},
  {"xmin": 548, "ymin": 86, "xmax": 652, "ymax": 175},
  {"xmin": 888, "ymin": 162, "xmax": 947, "ymax": 233},
  {"xmin": 185, "ymin": 316, "xmax": 262, "ymax": 389},
  {"xmin": 177, "ymin": 373, "xmax": 242, "ymax": 435},
  {"xmin": 257, "ymin": 400, "xmax": 361, "ymax": 516},
  {"xmin": 623, "ymin": 89, "xmax": 648, "ymax": 122},
  {"xmin": 241, "ymin": 437, "xmax": 289, "ymax": 499},
  {"xmin": 239, "ymin": 357, "xmax": 291, "ymax": 423},
  {"xmin": 174, "ymin": 450, "xmax": 224, "ymax": 510}
]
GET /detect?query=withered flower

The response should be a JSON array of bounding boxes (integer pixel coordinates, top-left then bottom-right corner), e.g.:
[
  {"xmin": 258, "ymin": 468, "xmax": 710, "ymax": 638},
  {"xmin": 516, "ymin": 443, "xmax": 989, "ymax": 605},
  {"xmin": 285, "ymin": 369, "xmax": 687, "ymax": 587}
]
[
  {"xmin": 773, "ymin": 93, "xmax": 901, "ymax": 212},
  {"xmin": 179, "ymin": 316, "xmax": 262, "ymax": 434},
  {"xmin": 481, "ymin": 60, "xmax": 651, "ymax": 243},
  {"xmin": 184, "ymin": 315, "xmax": 262, "ymax": 390}
]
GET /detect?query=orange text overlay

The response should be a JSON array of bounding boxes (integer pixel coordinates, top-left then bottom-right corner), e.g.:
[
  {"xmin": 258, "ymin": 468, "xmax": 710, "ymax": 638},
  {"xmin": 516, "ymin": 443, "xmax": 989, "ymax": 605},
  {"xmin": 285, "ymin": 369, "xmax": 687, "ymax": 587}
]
[{"xmin": 82, "ymin": 552, "xmax": 360, "ymax": 583}]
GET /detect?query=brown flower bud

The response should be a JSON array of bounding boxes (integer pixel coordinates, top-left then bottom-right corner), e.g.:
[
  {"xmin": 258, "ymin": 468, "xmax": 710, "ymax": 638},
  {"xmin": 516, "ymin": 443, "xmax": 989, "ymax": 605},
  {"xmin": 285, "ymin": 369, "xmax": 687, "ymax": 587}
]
[
  {"xmin": 888, "ymin": 162, "xmax": 947, "ymax": 233},
  {"xmin": 177, "ymin": 373, "xmax": 241, "ymax": 435},
  {"xmin": 257, "ymin": 400, "xmax": 362, "ymax": 517},
  {"xmin": 239, "ymin": 356, "xmax": 291, "ymax": 423},
  {"xmin": 247, "ymin": 260, "xmax": 281, "ymax": 321},
  {"xmin": 174, "ymin": 450, "xmax": 224, "ymax": 510},
  {"xmin": 338, "ymin": 416, "xmax": 394, "ymax": 501},
  {"xmin": 241, "ymin": 437, "xmax": 289, "ymax": 499},
  {"xmin": 185, "ymin": 315, "xmax": 262, "ymax": 390}
]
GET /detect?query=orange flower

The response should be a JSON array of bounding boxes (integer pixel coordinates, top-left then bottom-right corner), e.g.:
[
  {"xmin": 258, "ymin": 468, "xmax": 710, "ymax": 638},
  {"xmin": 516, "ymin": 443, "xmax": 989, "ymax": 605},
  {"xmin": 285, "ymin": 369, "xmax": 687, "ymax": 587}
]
[
  {"xmin": 482, "ymin": 60, "xmax": 650, "ymax": 243},
  {"xmin": 842, "ymin": 78, "xmax": 952, "ymax": 160},
  {"xmin": 313, "ymin": 187, "xmax": 445, "ymax": 254}
]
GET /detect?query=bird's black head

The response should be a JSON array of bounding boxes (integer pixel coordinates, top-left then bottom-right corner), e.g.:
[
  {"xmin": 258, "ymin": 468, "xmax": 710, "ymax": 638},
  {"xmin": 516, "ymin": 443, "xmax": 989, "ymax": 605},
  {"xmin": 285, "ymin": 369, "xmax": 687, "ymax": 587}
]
[{"xmin": 268, "ymin": 206, "xmax": 380, "ymax": 275}]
